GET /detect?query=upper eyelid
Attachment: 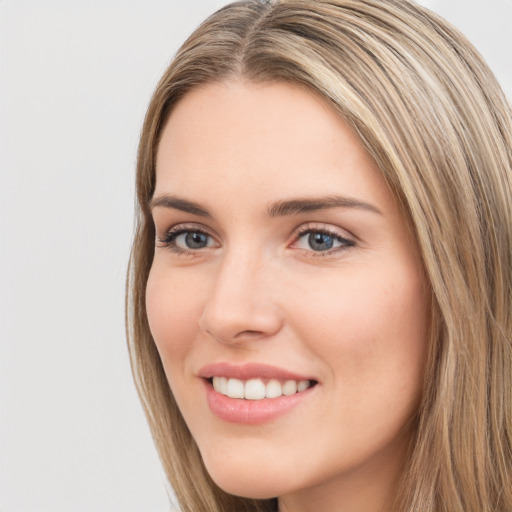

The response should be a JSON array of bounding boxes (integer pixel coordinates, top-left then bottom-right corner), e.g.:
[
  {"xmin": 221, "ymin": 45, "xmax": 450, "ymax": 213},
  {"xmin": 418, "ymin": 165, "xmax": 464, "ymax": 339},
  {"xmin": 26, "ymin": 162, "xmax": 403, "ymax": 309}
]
[
  {"xmin": 158, "ymin": 221, "xmax": 352, "ymax": 235},
  {"xmin": 157, "ymin": 222, "xmax": 216, "ymax": 237},
  {"xmin": 156, "ymin": 221, "xmax": 356, "ymax": 248},
  {"xmin": 291, "ymin": 222, "xmax": 355, "ymax": 241}
]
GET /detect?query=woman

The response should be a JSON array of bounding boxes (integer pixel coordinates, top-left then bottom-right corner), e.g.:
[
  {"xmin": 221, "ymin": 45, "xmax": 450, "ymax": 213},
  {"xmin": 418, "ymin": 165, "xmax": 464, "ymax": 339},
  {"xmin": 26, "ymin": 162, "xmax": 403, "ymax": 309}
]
[{"xmin": 126, "ymin": 1, "xmax": 512, "ymax": 511}]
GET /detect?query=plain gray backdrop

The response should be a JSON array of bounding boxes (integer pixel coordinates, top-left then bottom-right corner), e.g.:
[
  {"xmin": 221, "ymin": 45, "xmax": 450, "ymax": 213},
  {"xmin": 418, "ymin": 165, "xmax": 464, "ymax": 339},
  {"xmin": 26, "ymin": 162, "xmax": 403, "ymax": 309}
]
[{"xmin": 0, "ymin": 1, "xmax": 510, "ymax": 511}]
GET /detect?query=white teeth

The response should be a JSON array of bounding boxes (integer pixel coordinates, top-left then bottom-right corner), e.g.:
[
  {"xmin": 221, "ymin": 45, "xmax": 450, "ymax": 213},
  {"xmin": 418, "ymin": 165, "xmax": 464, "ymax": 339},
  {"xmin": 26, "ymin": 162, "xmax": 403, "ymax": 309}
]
[
  {"xmin": 212, "ymin": 376, "xmax": 228, "ymax": 394},
  {"xmin": 266, "ymin": 379, "xmax": 282, "ymax": 399},
  {"xmin": 212, "ymin": 376, "xmax": 312, "ymax": 400},
  {"xmin": 226, "ymin": 378, "xmax": 245, "ymax": 399},
  {"xmin": 297, "ymin": 380, "xmax": 310, "ymax": 392},
  {"xmin": 282, "ymin": 380, "xmax": 298, "ymax": 396},
  {"xmin": 244, "ymin": 379, "xmax": 266, "ymax": 400}
]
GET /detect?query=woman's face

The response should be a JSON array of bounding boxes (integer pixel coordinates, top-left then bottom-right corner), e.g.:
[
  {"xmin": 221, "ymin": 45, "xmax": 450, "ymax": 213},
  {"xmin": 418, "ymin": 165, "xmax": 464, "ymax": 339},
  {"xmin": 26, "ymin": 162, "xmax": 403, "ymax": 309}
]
[{"xmin": 147, "ymin": 81, "xmax": 430, "ymax": 511}]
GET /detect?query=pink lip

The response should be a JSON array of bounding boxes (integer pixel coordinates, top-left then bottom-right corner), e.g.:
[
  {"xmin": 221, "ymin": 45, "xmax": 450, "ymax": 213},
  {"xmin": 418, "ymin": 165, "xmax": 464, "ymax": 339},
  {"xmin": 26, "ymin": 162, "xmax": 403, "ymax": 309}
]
[
  {"xmin": 198, "ymin": 362, "xmax": 318, "ymax": 425},
  {"xmin": 198, "ymin": 362, "xmax": 315, "ymax": 382}
]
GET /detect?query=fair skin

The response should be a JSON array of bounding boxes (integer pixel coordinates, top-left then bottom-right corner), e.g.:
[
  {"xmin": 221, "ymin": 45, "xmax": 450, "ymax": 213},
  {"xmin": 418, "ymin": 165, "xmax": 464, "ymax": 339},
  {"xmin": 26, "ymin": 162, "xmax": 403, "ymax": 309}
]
[{"xmin": 146, "ymin": 81, "xmax": 430, "ymax": 512}]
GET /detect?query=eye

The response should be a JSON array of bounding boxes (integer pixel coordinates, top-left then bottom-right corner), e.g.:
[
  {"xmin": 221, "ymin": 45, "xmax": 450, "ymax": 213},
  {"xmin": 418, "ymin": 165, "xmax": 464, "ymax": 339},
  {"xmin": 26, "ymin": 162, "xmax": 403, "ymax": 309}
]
[
  {"xmin": 293, "ymin": 226, "xmax": 355, "ymax": 254},
  {"xmin": 158, "ymin": 226, "xmax": 218, "ymax": 254},
  {"xmin": 174, "ymin": 231, "xmax": 212, "ymax": 249}
]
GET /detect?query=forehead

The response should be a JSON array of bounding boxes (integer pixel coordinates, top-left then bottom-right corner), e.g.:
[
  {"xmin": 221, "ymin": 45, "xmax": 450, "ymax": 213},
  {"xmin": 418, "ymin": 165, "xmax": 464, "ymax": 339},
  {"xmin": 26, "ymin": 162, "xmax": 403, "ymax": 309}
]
[{"xmin": 154, "ymin": 81, "xmax": 392, "ymax": 213}]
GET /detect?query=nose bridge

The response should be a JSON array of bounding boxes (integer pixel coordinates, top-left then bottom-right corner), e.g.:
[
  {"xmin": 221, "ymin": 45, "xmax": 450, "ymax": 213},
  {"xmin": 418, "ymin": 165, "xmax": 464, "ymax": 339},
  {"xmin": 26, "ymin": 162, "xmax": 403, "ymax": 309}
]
[{"xmin": 199, "ymin": 243, "xmax": 281, "ymax": 344}]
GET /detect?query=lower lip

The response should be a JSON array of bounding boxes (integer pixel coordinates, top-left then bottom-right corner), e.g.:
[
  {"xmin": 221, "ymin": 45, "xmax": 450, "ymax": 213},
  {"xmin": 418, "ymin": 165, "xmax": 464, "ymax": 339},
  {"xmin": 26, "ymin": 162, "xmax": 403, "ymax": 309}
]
[{"xmin": 203, "ymin": 380, "xmax": 315, "ymax": 425}]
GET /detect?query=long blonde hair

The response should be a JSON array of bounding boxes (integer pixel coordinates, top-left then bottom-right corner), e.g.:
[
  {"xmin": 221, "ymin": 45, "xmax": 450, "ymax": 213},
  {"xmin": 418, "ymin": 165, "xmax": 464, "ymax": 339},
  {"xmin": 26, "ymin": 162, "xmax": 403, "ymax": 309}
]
[{"xmin": 126, "ymin": 1, "xmax": 512, "ymax": 511}]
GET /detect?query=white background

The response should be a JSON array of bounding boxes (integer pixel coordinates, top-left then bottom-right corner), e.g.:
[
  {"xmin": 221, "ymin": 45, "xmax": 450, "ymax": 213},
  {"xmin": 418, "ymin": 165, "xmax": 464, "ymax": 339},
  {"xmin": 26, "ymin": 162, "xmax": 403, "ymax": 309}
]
[{"xmin": 0, "ymin": 1, "xmax": 510, "ymax": 511}]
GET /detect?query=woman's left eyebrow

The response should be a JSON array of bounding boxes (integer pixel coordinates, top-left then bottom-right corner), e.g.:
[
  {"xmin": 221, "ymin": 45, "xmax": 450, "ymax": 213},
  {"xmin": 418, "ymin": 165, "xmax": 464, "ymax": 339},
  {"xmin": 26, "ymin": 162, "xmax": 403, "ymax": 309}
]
[{"xmin": 268, "ymin": 196, "xmax": 382, "ymax": 217}]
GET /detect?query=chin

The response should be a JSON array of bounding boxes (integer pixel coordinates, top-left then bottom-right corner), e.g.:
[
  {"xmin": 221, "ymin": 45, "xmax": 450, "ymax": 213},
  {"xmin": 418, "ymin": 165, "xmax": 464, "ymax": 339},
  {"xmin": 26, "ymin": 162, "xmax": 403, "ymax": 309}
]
[{"xmin": 201, "ymin": 450, "xmax": 288, "ymax": 499}]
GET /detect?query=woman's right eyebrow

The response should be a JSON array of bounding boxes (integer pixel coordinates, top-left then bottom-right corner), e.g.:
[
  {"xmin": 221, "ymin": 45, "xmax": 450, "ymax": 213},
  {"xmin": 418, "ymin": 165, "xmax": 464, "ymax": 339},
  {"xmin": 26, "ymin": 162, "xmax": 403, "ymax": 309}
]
[{"xmin": 149, "ymin": 194, "xmax": 212, "ymax": 217}]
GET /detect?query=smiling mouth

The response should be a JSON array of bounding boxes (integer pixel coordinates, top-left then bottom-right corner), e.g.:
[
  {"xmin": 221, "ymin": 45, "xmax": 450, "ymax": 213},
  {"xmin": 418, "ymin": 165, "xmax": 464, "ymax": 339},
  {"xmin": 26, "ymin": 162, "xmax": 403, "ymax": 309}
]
[{"xmin": 208, "ymin": 377, "xmax": 317, "ymax": 400}]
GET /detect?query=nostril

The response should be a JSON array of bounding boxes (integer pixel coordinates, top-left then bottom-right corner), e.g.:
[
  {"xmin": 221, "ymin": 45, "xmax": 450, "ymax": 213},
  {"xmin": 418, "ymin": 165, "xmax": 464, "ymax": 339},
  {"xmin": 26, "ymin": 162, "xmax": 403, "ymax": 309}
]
[{"xmin": 233, "ymin": 330, "xmax": 265, "ymax": 339}]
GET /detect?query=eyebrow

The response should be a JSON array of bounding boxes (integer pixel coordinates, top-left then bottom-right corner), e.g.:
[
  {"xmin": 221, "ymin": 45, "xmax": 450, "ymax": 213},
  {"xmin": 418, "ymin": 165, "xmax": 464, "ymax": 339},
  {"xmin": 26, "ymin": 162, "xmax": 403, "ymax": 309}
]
[
  {"xmin": 149, "ymin": 195, "xmax": 212, "ymax": 217},
  {"xmin": 149, "ymin": 194, "xmax": 382, "ymax": 217},
  {"xmin": 268, "ymin": 195, "xmax": 382, "ymax": 217}
]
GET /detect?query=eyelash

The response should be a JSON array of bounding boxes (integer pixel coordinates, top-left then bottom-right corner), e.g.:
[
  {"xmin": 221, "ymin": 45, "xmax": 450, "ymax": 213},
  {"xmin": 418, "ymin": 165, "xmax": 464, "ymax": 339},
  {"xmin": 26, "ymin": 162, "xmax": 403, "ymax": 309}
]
[
  {"xmin": 293, "ymin": 225, "xmax": 355, "ymax": 256},
  {"xmin": 157, "ymin": 223, "xmax": 355, "ymax": 257},
  {"xmin": 157, "ymin": 225, "xmax": 214, "ymax": 256}
]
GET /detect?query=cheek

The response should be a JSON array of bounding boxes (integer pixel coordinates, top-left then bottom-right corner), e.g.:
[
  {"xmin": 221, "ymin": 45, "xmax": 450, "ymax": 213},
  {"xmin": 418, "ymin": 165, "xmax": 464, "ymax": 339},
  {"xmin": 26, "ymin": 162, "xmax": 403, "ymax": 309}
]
[
  {"xmin": 285, "ymin": 263, "xmax": 429, "ymax": 390},
  {"xmin": 294, "ymin": 270, "xmax": 429, "ymax": 462},
  {"xmin": 145, "ymin": 265, "xmax": 204, "ymax": 362}
]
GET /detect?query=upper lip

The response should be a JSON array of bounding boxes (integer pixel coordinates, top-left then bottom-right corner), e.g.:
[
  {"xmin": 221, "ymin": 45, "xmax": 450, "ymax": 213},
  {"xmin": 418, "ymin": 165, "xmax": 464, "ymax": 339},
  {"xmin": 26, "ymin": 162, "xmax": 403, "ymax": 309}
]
[{"xmin": 198, "ymin": 362, "xmax": 317, "ymax": 382}]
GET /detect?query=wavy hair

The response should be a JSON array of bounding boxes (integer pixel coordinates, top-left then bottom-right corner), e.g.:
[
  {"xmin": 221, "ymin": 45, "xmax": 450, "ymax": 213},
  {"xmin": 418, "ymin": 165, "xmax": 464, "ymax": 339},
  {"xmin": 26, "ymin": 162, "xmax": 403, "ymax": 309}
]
[{"xmin": 126, "ymin": 1, "xmax": 512, "ymax": 510}]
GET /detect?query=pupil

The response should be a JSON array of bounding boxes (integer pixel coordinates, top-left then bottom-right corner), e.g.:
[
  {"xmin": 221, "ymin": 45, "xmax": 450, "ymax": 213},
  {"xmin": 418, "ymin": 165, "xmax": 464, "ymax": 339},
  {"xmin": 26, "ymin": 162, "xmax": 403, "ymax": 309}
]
[
  {"xmin": 186, "ymin": 232, "xmax": 208, "ymax": 249},
  {"xmin": 309, "ymin": 232, "xmax": 333, "ymax": 251}
]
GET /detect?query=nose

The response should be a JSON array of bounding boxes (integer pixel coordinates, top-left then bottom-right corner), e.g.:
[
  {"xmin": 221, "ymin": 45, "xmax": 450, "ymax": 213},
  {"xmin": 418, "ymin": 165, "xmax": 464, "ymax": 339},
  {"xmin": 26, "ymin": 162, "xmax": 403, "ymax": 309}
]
[{"xmin": 198, "ymin": 250, "xmax": 283, "ymax": 346}]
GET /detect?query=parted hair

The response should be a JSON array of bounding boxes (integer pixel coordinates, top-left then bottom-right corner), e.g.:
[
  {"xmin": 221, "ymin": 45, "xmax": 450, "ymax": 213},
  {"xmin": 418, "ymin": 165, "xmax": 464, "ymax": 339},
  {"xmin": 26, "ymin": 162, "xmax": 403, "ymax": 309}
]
[{"xmin": 126, "ymin": 1, "xmax": 512, "ymax": 511}]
